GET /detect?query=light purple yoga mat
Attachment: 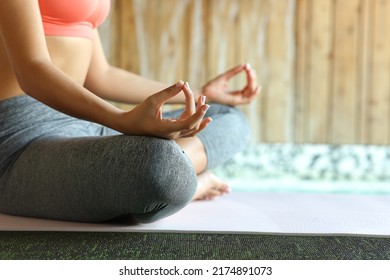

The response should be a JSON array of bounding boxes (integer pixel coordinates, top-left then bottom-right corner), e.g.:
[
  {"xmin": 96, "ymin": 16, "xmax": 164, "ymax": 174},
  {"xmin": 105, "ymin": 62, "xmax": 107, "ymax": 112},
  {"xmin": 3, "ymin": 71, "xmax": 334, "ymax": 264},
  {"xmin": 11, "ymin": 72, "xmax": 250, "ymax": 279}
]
[{"xmin": 1, "ymin": 192, "xmax": 390, "ymax": 236}]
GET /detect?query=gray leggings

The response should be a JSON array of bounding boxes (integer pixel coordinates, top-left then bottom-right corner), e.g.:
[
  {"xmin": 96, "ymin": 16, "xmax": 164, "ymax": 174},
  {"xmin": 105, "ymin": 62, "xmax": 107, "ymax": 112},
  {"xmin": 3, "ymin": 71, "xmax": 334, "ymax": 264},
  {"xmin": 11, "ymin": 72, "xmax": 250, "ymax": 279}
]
[{"xmin": 0, "ymin": 95, "xmax": 249, "ymax": 223}]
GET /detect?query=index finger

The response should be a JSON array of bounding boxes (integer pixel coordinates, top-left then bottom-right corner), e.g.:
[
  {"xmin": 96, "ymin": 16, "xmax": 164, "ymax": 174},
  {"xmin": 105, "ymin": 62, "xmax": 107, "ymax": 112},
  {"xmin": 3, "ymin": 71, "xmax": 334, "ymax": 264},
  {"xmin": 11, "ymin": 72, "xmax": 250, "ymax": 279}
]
[
  {"xmin": 220, "ymin": 64, "xmax": 246, "ymax": 80},
  {"xmin": 182, "ymin": 82, "xmax": 196, "ymax": 116},
  {"xmin": 151, "ymin": 81, "xmax": 185, "ymax": 107}
]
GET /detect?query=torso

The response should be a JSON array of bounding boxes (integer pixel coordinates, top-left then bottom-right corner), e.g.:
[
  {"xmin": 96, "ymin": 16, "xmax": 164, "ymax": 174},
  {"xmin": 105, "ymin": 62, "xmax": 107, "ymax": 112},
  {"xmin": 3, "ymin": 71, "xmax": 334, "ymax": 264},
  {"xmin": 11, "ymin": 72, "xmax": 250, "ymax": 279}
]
[
  {"xmin": 0, "ymin": 0, "xmax": 110, "ymax": 101},
  {"xmin": 0, "ymin": 36, "xmax": 93, "ymax": 101}
]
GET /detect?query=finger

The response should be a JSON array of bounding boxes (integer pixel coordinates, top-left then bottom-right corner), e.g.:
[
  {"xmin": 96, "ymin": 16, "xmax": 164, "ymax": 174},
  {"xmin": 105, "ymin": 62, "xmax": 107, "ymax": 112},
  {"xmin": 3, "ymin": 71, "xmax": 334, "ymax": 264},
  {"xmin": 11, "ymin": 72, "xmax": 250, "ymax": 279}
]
[
  {"xmin": 228, "ymin": 86, "xmax": 258, "ymax": 105},
  {"xmin": 187, "ymin": 95, "xmax": 206, "ymax": 131},
  {"xmin": 168, "ymin": 104, "xmax": 210, "ymax": 133},
  {"xmin": 180, "ymin": 117, "xmax": 211, "ymax": 137},
  {"xmin": 181, "ymin": 117, "xmax": 212, "ymax": 138},
  {"xmin": 197, "ymin": 95, "xmax": 206, "ymax": 110},
  {"xmin": 249, "ymin": 85, "xmax": 261, "ymax": 100},
  {"xmin": 226, "ymin": 90, "xmax": 243, "ymax": 105},
  {"xmin": 150, "ymin": 80, "xmax": 184, "ymax": 107},
  {"xmin": 221, "ymin": 64, "xmax": 246, "ymax": 80},
  {"xmin": 241, "ymin": 84, "xmax": 261, "ymax": 102},
  {"xmin": 243, "ymin": 65, "xmax": 258, "ymax": 96},
  {"xmin": 182, "ymin": 82, "xmax": 196, "ymax": 116}
]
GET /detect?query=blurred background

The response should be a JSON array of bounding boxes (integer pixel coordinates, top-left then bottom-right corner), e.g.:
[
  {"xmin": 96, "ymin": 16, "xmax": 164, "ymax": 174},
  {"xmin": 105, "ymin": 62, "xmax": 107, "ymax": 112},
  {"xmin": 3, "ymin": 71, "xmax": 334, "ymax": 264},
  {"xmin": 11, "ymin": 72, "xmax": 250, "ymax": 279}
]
[{"xmin": 100, "ymin": 0, "xmax": 390, "ymax": 192}]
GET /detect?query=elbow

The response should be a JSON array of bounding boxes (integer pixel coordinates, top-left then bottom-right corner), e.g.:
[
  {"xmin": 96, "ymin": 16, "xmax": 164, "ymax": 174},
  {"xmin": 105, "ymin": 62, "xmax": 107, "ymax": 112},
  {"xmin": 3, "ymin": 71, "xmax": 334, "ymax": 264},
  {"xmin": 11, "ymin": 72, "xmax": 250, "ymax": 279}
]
[
  {"xmin": 16, "ymin": 73, "xmax": 31, "ymax": 94},
  {"xmin": 15, "ymin": 58, "xmax": 51, "ymax": 94}
]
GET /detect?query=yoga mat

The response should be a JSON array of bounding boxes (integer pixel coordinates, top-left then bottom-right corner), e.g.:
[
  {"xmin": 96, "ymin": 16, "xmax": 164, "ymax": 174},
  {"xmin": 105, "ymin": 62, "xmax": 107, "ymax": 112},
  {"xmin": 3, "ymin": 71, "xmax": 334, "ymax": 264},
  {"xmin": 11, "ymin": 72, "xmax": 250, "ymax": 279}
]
[{"xmin": 1, "ymin": 192, "xmax": 390, "ymax": 236}]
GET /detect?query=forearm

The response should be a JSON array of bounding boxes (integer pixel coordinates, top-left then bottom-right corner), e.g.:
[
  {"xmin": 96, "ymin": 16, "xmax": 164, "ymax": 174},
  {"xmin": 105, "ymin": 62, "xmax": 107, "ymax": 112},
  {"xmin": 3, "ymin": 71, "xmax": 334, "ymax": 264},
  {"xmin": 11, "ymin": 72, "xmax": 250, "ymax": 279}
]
[
  {"xmin": 20, "ymin": 59, "xmax": 125, "ymax": 132},
  {"xmin": 84, "ymin": 31, "xmax": 201, "ymax": 105},
  {"xmin": 85, "ymin": 65, "xmax": 200, "ymax": 104}
]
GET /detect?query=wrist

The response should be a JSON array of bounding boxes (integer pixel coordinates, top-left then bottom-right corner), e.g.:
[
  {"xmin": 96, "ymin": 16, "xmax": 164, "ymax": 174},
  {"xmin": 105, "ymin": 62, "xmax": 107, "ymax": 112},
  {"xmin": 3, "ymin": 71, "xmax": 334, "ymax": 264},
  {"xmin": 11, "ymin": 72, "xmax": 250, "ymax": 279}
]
[
  {"xmin": 102, "ymin": 106, "xmax": 130, "ymax": 134},
  {"xmin": 112, "ymin": 107, "xmax": 148, "ymax": 136}
]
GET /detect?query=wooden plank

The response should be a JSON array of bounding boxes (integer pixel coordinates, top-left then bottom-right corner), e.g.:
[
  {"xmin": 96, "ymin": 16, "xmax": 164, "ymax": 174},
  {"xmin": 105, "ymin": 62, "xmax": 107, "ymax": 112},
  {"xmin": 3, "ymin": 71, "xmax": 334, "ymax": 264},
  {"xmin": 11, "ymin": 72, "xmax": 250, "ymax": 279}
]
[
  {"xmin": 157, "ymin": 0, "xmax": 182, "ymax": 83},
  {"xmin": 330, "ymin": 0, "xmax": 361, "ymax": 144},
  {"xmin": 205, "ymin": 0, "xmax": 216, "ymax": 81},
  {"xmin": 265, "ymin": 0, "xmax": 295, "ymax": 142},
  {"xmin": 357, "ymin": 0, "xmax": 373, "ymax": 144},
  {"xmin": 147, "ymin": 0, "xmax": 161, "ymax": 81},
  {"xmin": 174, "ymin": 0, "xmax": 191, "ymax": 83},
  {"xmin": 108, "ymin": 0, "xmax": 119, "ymax": 67},
  {"xmin": 130, "ymin": 0, "xmax": 150, "ymax": 76},
  {"xmin": 284, "ymin": 0, "xmax": 296, "ymax": 143},
  {"xmin": 367, "ymin": 0, "xmax": 390, "ymax": 144},
  {"xmin": 206, "ymin": 0, "xmax": 240, "ymax": 79},
  {"xmin": 307, "ymin": 0, "xmax": 333, "ymax": 143},
  {"xmin": 187, "ymin": 0, "xmax": 207, "ymax": 87},
  {"xmin": 109, "ymin": 0, "xmax": 139, "ymax": 110},
  {"xmin": 237, "ymin": 0, "xmax": 269, "ymax": 143},
  {"xmin": 294, "ymin": 0, "xmax": 310, "ymax": 143}
]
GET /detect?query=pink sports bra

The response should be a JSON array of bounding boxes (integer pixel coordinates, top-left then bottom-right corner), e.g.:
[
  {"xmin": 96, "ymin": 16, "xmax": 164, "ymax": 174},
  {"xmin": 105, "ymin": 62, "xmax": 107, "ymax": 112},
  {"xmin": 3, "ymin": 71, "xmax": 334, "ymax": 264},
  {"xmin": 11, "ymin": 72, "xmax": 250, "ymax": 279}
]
[{"xmin": 38, "ymin": 0, "xmax": 111, "ymax": 39}]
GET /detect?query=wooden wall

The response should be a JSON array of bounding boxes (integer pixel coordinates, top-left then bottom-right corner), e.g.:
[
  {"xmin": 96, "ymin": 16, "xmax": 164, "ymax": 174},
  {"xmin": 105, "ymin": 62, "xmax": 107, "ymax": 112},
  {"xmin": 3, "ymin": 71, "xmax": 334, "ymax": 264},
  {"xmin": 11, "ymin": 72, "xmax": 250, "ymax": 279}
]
[{"xmin": 108, "ymin": 0, "xmax": 390, "ymax": 145}]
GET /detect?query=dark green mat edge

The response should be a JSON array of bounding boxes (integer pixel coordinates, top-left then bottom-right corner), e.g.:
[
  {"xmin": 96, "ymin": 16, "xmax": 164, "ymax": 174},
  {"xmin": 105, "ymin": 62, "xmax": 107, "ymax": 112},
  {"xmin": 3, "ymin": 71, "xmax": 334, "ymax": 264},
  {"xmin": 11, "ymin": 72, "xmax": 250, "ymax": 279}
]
[{"xmin": 1, "ymin": 232, "xmax": 389, "ymax": 260}]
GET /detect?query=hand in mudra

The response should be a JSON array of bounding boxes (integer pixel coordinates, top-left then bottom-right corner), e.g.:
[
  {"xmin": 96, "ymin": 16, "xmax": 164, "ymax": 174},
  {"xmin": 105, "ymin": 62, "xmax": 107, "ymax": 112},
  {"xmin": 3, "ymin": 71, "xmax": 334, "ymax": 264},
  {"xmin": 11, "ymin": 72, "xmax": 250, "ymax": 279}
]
[
  {"xmin": 122, "ymin": 81, "xmax": 211, "ymax": 140},
  {"xmin": 202, "ymin": 64, "xmax": 260, "ymax": 106}
]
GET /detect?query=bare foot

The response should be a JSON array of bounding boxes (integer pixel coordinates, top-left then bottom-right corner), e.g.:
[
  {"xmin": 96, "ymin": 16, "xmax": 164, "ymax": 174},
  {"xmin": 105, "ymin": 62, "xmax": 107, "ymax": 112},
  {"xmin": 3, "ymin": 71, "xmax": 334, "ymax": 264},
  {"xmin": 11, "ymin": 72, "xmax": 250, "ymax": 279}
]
[{"xmin": 192, "ymin": 172, "xmax": 231, "ymax": 201}]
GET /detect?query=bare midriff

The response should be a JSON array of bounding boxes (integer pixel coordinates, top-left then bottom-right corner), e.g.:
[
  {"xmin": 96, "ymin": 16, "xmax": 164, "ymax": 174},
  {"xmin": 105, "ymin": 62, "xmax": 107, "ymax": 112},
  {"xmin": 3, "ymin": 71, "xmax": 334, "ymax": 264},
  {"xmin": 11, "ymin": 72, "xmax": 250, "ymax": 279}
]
[{"xmin": 0, "ymin": 35, "xmax": 93, "ymax": 101}]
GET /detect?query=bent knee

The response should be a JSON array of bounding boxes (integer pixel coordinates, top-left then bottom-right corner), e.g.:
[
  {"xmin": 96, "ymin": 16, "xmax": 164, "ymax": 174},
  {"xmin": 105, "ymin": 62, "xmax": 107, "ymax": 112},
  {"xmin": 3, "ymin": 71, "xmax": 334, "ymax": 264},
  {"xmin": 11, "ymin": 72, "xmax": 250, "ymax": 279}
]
[
  {"xmin": 208, "ymin": 104, "xmax": 250, "ymax": 136},
  {"xmin": 131, "ymin": 141, "xmax": 197, "ymax": 223},
  {"xmin": 146, "ymin": 140, "xmax": 197, "ymax": 203}
]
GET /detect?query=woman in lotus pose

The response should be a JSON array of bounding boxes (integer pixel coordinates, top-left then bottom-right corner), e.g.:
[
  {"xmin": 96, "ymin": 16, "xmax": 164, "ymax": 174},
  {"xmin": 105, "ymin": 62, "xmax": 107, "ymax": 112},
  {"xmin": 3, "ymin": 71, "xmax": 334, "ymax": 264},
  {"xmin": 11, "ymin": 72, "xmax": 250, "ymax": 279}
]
[{"xmin": 0, "ymin": 0, "xmax": 259, "ymax": 223}]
